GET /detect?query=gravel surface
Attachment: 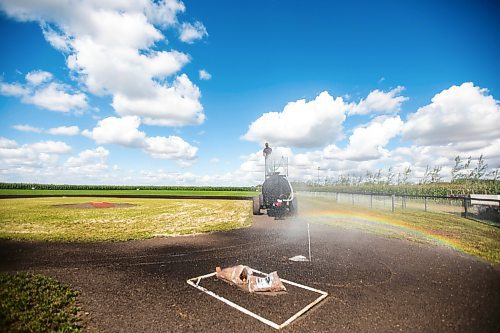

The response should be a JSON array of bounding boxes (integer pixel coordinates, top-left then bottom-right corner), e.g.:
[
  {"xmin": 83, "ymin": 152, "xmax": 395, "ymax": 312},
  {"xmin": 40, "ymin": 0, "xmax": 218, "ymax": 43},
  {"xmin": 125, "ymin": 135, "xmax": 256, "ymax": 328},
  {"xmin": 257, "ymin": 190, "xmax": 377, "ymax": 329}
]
[{"xmin": 1, "ymin": 214, "xmax": 499, "ymax": 332}]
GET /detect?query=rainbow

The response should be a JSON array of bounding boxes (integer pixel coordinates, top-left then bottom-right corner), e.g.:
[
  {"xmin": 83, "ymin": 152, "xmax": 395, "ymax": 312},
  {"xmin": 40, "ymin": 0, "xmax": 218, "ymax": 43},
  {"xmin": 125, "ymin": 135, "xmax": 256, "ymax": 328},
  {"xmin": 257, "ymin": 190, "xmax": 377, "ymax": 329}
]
[{"xmin": 303, "ymin": 208, "xmax": 466, "ymax": 254}]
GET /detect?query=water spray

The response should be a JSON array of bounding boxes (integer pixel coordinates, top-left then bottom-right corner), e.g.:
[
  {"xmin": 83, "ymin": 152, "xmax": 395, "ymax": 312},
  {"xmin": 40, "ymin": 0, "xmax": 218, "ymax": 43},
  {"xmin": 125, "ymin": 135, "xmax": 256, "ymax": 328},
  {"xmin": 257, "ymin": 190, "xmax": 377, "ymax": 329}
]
[{"xmin": 289, "ymin": 222, "xmax": 312, "ymax": 262}]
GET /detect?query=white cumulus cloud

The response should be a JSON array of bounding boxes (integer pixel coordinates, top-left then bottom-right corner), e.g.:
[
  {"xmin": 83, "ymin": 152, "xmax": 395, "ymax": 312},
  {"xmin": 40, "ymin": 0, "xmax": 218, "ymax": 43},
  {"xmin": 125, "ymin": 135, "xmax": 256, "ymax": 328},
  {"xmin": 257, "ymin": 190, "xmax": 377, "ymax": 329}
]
[
  {"xmin": 112, "ymin": 74, "xmax": 204, "ymax": 126},
  {"xmin": 47, "ymin": 125, "xmax": 80, "ymax": 136},
  {"xmin": 65, "ymin": 147, "xmax": 109, "ymax": 174},
  {"xmin": 0, "ymin": 73, "xmax": 87, "ymax": 113},
  {"xmin": 0, "ymin": 82, "xmax": 28, "ymax": 97},
  {"xmin": 348, "ymin": 86, "xmax": 408, "ymax": 115},
  {"xmin": 83, "ymin": 115, "xmax": 198, "ymax": 162},
  {"xmin": 146, "ymin": 0, "xmax": 186, "ymax": 27},
  {"xmin": 179, "ymin": 21, "xmax": 208, "ymax": 43},
  {"xmin": 41, "ymin": 25, "xmax": 71, "ymax": 52},
  {"xmin": 82, "ymin": 116, "xmax": 147, "ymax": 148},
  {"xmin": 144, "ymin": 136, "xmax": 198, "ymax": 160},
  {"xmin": 324, "ymin": 116, "xmax": 404, "ymax": 161},
  {"xmin": 29, "ymin": 140, "xmax": 71, "ymax": 154},
  {"xmin": 243, "ymin": 91, "xmax": 347, "ymax": 148},
  {"xmin": 236, "ymin": 85, "xmax": 500, "ymax": 184},
  {"xmin": 0, "ymin": 0, "xmax": 205, "ymax": 126},
  {"xmin": 12, "ymin": 124, "xmax": 42, "ymax": 133},
  {"xmin": 199, "ymin": 69, "xmax": 212, "ymax": 80},
  {"xmin": 67, "ymin": 35, "xmax": 190, "ymax": 97},
  {"xmin": 0, "ymin": 138, "xmax": 71, "ymax": 170},
  {"xmin": 0, "ymin": 137, "xmax": 18, "ymax": 148},
  {"xmin": 403, "ymin": 82, "xmax": 500, "ymax": 145},
  {"xmin": 25, "ymin": 70, "xmax": 52, "ymax": 85},
  {"xmin": 26, "ymin": 82, "xmax": 87, "ymax": 112},
  {"xmin": 13, "ymin": 124, "xmax": 80, "ymax": 136}
]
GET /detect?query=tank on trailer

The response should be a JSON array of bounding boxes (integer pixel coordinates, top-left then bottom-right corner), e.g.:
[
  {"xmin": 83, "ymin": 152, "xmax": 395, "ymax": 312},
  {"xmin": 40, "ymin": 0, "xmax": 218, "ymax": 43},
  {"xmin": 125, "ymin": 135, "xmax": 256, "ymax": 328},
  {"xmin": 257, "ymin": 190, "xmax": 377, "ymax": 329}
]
[{"xmin": 253, "ymin": 143, "xmax": 297, "ymax": 218}]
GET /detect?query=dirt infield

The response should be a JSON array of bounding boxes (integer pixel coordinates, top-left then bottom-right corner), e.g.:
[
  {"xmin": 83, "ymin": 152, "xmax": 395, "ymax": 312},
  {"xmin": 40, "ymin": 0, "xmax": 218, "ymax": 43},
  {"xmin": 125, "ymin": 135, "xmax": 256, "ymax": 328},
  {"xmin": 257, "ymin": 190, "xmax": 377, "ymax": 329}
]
[{"xmin": 1, "ymin": 215, "xmax": 499, "ymax": 332}]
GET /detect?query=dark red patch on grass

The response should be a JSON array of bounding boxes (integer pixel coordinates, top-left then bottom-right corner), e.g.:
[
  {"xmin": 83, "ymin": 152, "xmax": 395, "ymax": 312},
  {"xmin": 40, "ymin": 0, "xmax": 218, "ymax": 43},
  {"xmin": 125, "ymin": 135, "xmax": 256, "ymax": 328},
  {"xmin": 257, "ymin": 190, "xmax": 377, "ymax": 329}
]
[{"xmin": 90, "ymin": 202, "xmax": 114, "ymax": 208}]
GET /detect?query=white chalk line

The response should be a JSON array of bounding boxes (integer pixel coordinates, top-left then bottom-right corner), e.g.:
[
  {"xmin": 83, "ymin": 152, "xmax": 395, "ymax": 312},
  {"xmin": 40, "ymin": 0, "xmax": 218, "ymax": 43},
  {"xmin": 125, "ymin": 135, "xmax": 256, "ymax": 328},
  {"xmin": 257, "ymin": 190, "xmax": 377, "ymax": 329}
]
[{"xmin": 186, "ymin": 267, "xmax": 328, "ymax": 330}]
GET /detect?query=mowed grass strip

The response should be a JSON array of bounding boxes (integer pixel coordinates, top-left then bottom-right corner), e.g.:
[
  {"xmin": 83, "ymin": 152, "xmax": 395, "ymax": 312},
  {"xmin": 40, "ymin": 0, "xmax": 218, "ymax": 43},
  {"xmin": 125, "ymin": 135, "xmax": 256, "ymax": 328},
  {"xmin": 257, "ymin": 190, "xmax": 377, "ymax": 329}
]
[
  {"xmin": 0, "ymin": 197, "xmax": 252, "ymax": 241},
  {"xmin": 299, "ymin": 196, "xmax": 500, "ymax": 264}
]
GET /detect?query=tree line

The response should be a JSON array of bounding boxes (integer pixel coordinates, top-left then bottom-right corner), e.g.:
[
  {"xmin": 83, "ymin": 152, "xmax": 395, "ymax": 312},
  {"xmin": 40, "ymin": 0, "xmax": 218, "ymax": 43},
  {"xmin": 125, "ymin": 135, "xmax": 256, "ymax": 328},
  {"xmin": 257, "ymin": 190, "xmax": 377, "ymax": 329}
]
[
  {"xmin": 0, "ymin": 183, "xmax": 257, "ymax": 192},
  {"xmin": 294, "ymin": 154, "xmax": 500, "ymax": 196}
]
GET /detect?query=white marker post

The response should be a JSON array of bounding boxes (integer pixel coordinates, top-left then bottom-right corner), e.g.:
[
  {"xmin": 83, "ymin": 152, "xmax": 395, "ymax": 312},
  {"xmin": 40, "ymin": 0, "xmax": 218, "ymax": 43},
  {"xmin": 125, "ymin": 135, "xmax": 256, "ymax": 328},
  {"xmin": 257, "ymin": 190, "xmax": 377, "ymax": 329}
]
[{"xmin": 307, "ymin": 223, "xmax": 312, "ymax": 262}]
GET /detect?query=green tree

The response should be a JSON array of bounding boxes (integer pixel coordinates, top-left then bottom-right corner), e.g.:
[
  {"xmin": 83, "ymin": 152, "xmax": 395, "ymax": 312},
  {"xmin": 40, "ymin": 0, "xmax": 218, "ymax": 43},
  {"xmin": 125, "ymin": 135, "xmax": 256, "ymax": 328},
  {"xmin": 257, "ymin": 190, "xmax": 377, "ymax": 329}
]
[
  {"xmin": 420, "ymin": 165, "xmax": 431, "ymax": 184},
  {"xmin": 430, "ymin": 165, "xmax": 442, "ymax": 183},
  {"xmin": 402, "ymin": 166, "xmax": 412, "ymax": 184},
  {"xmin": 472, "ymin": 154, "xmax": 488, "ymax": 181},
  {"xmin": 386, "ymin": 167, "xmax": 395, "ymax": 185},
  {"xmin": 451, "ymin": 155, "xmax": 463, "ymax": 182}
]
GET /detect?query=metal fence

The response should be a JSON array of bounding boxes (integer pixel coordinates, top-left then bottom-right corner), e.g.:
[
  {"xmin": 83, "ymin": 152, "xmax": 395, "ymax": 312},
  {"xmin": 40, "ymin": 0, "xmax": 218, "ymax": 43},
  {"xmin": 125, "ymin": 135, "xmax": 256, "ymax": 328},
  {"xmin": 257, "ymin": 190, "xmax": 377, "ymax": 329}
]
[{"xmin": 300, "ymin": 191, "xmax": 500, "ymax": 227}]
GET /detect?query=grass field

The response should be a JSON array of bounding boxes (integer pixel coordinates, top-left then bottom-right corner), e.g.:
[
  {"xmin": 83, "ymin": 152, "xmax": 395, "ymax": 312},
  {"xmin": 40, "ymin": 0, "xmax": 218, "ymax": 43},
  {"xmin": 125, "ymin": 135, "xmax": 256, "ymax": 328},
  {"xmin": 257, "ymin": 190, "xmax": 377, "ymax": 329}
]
[
  {"xmin": 0, "ymin": 189, "xmax": 258, "ymax": 197},
  {"xmin": 2, "ymin": 194, "xmax": 498, "ymax": 264},
  {"xmin": 0, "ymin": 197, "xmax": 253, "ymax": 241},
  {"xmin": 299, "ymin": 196, "xmax": 500, "ymax": 264}
]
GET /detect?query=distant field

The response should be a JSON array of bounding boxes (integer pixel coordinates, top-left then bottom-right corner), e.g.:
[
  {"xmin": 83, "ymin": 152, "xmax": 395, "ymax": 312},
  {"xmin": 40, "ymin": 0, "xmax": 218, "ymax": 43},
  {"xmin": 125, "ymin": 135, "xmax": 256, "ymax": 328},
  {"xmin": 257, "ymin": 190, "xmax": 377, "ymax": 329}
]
[
  {"xmin": 0, "ymin": 197, "xmax": 253, "ymax": 241},
  {"xmin": 0, "ymin": 189, "xmax": 258, "ymax": 197}
]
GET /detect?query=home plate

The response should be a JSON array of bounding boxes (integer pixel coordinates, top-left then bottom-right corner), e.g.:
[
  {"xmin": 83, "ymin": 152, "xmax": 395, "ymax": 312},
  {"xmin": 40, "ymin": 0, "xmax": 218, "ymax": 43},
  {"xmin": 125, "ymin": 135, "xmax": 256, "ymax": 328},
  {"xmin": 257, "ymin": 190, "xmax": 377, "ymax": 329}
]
[
  {"xmin": 187, "ymin": 267, "xmax": 328, "ymax": 330},
  {"xmin": 289, "ymin": 255, "xmax": 309, "ymax": 262}
]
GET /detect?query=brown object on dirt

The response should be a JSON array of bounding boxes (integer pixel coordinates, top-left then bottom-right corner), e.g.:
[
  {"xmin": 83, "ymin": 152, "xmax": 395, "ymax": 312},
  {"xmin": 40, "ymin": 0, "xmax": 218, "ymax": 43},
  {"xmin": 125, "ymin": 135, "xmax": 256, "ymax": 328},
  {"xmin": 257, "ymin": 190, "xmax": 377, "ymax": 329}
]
[
  {"xmin": 215, "ymin": 265, "xmax": 251, "ymax": 285},
  {"xmin": 215, "ymin": 266, "xmax": 287, "ymax": 293}
]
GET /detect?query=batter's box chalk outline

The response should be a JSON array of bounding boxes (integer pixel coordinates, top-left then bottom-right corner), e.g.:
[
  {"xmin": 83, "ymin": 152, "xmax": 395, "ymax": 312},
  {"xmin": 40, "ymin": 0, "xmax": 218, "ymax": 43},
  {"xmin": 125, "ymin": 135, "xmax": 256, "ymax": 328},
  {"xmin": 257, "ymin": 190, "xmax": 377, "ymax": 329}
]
[{"xmin": 186, "ymin": 267, "xmax": 328, "ymax": 330}]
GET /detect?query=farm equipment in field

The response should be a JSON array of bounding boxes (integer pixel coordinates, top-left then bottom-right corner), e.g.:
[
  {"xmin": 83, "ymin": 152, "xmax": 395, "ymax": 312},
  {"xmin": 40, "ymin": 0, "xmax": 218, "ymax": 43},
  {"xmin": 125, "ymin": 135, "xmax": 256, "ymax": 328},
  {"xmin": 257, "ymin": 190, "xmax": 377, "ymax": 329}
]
[{"xmin": 252, "ymin": 144, "xmax": 297, "ymax": 219}]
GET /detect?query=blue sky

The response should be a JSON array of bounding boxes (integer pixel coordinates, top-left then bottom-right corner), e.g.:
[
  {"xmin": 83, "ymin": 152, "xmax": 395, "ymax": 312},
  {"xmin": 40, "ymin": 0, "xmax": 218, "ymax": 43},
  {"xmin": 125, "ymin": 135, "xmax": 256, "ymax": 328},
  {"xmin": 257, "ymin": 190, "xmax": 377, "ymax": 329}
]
[{"xmin": 1, "ymin": 0, "xmax": 499, "ymax": 185}]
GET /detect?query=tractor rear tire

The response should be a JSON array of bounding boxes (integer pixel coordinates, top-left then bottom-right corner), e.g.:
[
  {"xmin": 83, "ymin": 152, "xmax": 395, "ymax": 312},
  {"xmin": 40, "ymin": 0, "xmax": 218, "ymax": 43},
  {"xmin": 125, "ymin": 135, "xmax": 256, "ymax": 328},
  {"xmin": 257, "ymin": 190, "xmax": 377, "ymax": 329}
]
[{"xmin": 252, "ymin": 196, "xmax": 261, "ymax": 215}]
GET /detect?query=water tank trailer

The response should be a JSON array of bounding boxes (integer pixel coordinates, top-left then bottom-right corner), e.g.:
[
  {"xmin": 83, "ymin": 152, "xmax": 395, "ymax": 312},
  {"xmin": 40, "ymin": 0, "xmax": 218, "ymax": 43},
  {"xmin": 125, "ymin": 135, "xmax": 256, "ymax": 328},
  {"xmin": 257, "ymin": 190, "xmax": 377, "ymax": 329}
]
[{"xmin": 252, "ymin": 145, "xmax": 297, "ymax": 218}]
